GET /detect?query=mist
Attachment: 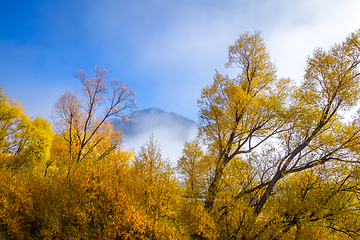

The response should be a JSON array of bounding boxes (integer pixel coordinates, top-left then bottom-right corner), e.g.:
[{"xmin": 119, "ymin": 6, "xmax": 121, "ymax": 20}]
[{"xmin": 112, "ymin": 107, "xmax": 198, "ymax": 165}]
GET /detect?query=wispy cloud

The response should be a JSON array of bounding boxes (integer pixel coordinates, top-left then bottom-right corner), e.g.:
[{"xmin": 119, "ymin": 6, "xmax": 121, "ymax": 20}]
[
  {"xmin": 265, "ymin": 0, "xmax": 360, "ymax": 83},
  {"xmin": 118, "ymin": 108, "xmax": 198, "ymax": 164}
]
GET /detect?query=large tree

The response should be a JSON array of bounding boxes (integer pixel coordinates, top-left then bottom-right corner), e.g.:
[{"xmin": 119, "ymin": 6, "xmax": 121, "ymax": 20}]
[
  {"xmin": 199, "ymin": 32, "xmax": 290, "ymax": 209},
  {"xmin": 52, "ymin": 66, "xmax": 138, "ymax": 165},
  {"xmin": 199, "ymin": 29, "xmax": 360, "ymax": 222}
]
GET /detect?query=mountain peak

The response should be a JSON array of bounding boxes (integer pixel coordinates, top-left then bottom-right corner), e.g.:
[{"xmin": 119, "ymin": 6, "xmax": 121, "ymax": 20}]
[
  {"xmin": 148, "ymin": 107, "xmax": 165, "ymax": 114},
  {"xmin": 112, "ymin": 107, "xmax": 196, "ymax": 132}
]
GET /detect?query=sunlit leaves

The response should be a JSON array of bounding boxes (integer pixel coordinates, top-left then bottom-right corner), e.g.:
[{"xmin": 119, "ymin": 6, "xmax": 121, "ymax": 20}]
[
  {"xmin": 199, "ymin": 31, "xmax": 289, "ymax": 209},
  {"xmin": 0, "ymin": 86, "xmax": 30, "ymax": 162},
  {"xmin": 304, "ymin": 30, "xmax": 360, "ymax": 111},
  {"xmin": 132, "ymin": 134, "xmax": 181, "ymax": 239},
  {"xmin": 196, "ymin": 29, "xmax": 360, "ymax": 238},
  {"xmin": 177, "ymin": 137, "xmax": 210, "ymax": 199}
]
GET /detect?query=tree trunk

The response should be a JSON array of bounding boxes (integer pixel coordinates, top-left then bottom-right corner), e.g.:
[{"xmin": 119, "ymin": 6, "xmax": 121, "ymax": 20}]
[{"xmin": 205, "ymin": 159, "xmax": 225, "ymax": 209}]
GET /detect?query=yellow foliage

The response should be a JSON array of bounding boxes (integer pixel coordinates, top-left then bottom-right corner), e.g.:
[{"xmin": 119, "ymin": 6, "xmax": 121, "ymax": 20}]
[{"xmin": 2, "ymin": 30, "xmax": 360, "ymax": 239}]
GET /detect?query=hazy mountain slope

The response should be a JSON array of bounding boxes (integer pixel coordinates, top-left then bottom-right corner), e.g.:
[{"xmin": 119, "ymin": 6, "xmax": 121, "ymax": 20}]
[{"xmin": 111, "ymin": 107, "xmax": 198, "ymax": 164}]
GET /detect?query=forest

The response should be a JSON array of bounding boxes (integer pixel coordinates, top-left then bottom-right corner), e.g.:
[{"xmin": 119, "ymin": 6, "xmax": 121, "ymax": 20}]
[{"xmin": 1, "ymin": 30, "xmax": 360, "ymax": 239}]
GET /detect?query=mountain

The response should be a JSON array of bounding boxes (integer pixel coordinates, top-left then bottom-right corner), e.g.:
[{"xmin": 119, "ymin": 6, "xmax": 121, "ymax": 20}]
[
  {"xmin": 111, "ymin": 107, "xmax": 197, "ymax": 139},
  {"xmin": 111, "ymin": 107, "xmax": 198, "ymax": 163}
]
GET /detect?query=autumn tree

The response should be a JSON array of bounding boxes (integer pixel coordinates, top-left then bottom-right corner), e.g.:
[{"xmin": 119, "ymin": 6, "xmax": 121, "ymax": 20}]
[
  {"xmin": 0, "ymin": 86, "xmax": 30, "ymax": 167},
  {"xmin": 0, "ymin": 87, "xmax": 56, "ymax": 238},
  {"xmin": 132, "ymin": 134, "xmax": 181, "ymax": 239},
  {"xmin": 269, "ymin": 166, "xmax": 360, "ymax": 239},
  {"xmin": 0, "ymin": 87, "xmax": 54, "ymax": 174},
  {"xmin": 177, "ymin": 137, "xmax": 215, "ymax": 200},
  {"xmin": 251, "ymin": 29, "xmax": 360, "ymax": 215},
  {"xmin": 198, "ymin": 29, "xmax": 360, "ymax": 237},
  {"xmin": 52, "ymin": 66, "xmax": 138, "ymax": 165},
  {"xmin": 199, "ymin": 32, "xmax": 289, "ymax": 209},
  {"xmin": 177, "ymin": 138, "xmax": 204, "ymax": 199}
]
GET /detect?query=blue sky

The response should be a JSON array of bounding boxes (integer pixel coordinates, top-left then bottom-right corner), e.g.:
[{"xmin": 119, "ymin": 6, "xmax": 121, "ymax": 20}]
[{"xmin": 1, "ymin": 0, "xmax": 360, "ymax": 122}]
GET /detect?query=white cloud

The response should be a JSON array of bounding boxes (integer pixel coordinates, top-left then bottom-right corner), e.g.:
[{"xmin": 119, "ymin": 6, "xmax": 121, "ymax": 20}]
[{"xmin": 265, "ymin": 0, "xmax": 360, "ymax": 83}]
